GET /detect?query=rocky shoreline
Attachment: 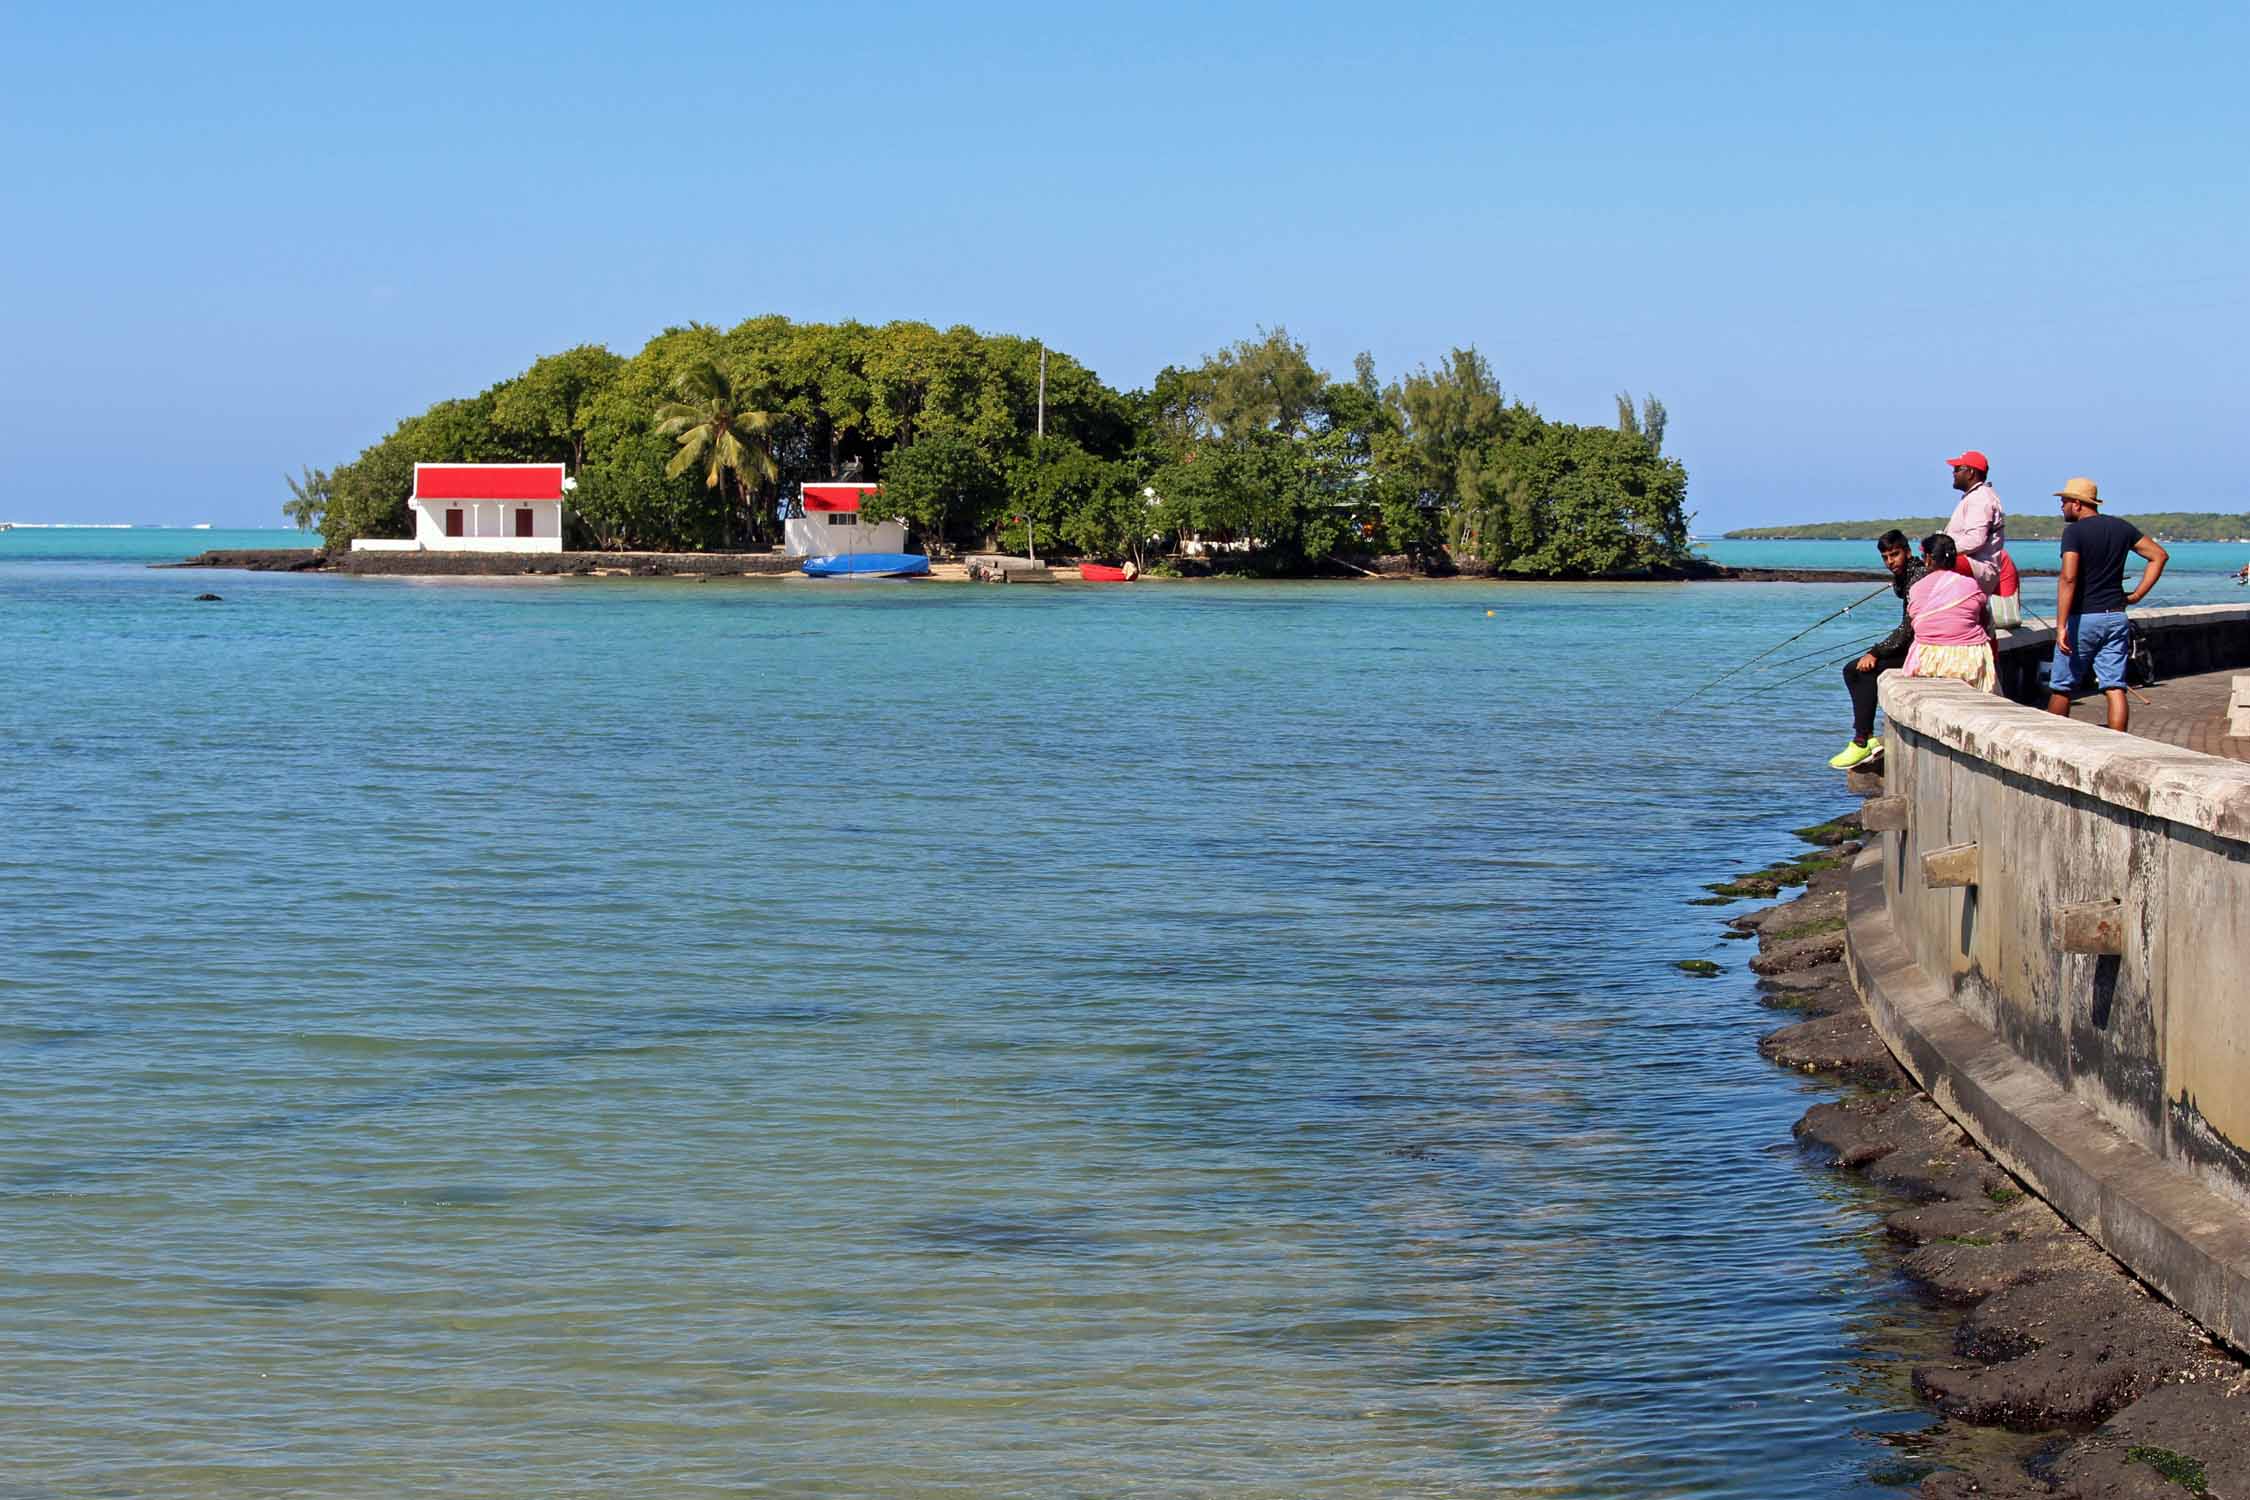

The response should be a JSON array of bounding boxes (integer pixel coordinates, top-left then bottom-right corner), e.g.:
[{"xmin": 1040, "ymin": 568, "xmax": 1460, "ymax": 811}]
[
  {"xmin": 159, "ymin": 548, "xmax": 803, "ymax": 578},
  {"xmin": 161, "ymin": 547, "xmax": 1890, "ymax": 584},
  {"xmin": 1721, "ymin": 815, "xmax": 2249, "ymax": 1495}
]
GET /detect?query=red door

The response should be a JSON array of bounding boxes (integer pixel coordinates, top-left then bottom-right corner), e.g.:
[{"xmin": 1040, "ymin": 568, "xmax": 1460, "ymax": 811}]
[
  {"xmin": 515, "ymin": 507, "xmax": 534, "ymax": 538},
  {"xmin": 445, "ymin": 509, "xmax": 464, "ymax": 538}
]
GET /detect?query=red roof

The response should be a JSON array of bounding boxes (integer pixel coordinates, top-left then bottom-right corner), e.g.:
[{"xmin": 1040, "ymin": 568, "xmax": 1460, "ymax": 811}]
[
  {"xmin": 804, "ymin": 482, "xmax": 880, "ymax": 514},
  {"xmin": 414, "ymin": 464, "xmax": 567, "ymax": 502}
]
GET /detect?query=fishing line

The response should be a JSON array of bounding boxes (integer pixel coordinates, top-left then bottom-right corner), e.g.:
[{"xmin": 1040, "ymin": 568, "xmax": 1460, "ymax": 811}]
[
  {"xmin": 1739, "ymin": 634, "xmax": 1885, "ymax": 676},
  {"xmin": 1684, "ymin": 584, "xmax": 1892, "ymax": 701},
  {"xmin": 1722, "ymin": 651, "xmax": 1867, "ymax": 704}
]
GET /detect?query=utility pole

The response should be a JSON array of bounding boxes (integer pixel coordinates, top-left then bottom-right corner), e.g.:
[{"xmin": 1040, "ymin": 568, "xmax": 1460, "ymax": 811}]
[{"xmin": 1030, "ymin": 342, "xmax": 1046, "ymax": 563}]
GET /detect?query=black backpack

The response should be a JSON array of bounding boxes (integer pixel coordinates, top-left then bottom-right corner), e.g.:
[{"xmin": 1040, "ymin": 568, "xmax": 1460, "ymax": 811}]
[{"xmin": 2126, "ymin": 626, "xmax": 2158, "ymax": 688}]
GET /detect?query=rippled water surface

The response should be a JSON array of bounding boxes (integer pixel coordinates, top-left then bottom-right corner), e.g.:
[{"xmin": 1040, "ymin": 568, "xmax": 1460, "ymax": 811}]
[{"xmin": 6, "ymin": 531, "xmax": 2242, "ymax": 1497}]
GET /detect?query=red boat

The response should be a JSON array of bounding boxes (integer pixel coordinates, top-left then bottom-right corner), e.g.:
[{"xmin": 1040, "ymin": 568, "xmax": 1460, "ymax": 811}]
[{"xmin": 1078, "ymin": 562, "xmax": 1136, "ymax": 582}]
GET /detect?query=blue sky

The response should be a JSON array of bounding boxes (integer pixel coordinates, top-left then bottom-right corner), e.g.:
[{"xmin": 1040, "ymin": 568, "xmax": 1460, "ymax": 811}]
[{"xmin": 3, "ymin": 1, "xmax": 2244, "ymax": 529}]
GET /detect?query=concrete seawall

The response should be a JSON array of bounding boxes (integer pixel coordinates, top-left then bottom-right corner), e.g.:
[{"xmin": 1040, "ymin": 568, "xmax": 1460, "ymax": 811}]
[{"xmin": 1850, "ymin": 603, "xmax": 2250, "ymax": 1349}]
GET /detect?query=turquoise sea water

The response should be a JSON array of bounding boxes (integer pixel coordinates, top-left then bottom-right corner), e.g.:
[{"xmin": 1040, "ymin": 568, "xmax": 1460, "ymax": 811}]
[{"xmin": 3, "ymin": 527, "xmax": 2241, "ymax": 1497}]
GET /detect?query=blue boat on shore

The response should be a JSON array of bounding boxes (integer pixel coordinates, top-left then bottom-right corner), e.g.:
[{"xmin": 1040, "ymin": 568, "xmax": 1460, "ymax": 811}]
[
  {"xmin": 784, "ymin": 480, "xmax": 928, "ymax": 577},
  {"xmin": 801, "ymin": 551, "xmax": 930, "ymax": 579}
]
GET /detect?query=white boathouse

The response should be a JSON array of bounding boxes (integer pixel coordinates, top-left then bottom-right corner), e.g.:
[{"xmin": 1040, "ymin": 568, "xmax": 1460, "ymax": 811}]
[{"xmin": 782, "ymin": 482, "xmax": 908, "ymax": 559}]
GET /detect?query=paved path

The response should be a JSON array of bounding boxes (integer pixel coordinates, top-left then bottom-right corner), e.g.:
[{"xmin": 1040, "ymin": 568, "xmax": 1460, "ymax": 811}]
[{"xmin": 2054, "ymin": 665, "xmax": 2250, "ymax": 763}]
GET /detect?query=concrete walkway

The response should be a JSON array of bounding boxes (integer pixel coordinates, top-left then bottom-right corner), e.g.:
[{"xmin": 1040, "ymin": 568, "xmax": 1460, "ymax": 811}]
[{"xmin": 2054, "ymin": 665, "xmax": 2250, "ymax": 763}]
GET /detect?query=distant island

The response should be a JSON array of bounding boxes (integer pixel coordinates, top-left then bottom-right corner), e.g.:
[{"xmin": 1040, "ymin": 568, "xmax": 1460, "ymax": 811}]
[
  {"xmin": 1725, "ymin": 512, "xmax": 2250, "ymax": 542},
  {"xmin": 288, "ymin": 316, "xmax": 1695, "ymax": 579}
]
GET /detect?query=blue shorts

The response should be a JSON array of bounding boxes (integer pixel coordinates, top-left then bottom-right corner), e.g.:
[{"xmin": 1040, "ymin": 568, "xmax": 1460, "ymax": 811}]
[{"xmin": 2052, "ymin": 611, "xmax": 2130, "ymax": 694}]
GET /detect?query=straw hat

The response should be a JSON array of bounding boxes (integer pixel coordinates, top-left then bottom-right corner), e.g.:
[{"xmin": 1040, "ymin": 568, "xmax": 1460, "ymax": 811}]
[{"xmin": 2054, "ymin": 476, "xmax": 2104, "ymax": 506}]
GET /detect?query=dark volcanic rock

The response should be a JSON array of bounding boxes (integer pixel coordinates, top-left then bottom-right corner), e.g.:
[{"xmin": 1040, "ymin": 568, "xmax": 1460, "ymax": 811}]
[
  {"xmin": 1886, "ymin": 1200, "xmax": 2008, "ymax": 1244},
  {"xmin": 1884, "ymin": 1196, "xmax": 2066, "ymax": 1248},
  {"xmin": 1747, "ymin": 887, "xmax": 1846, "ymax": 935},
  {"xmin": 1920, "ymin": 1378, "xmax": 2250, "ymax": 1497},
  {"xmin": 1900, "ymin": 1234, "xmax": 2107, "ymax": 1305},
  {"xmin": 1865, "ymin": 1134, "xmax": 2007, "ymax": 1205},
  {"xmin": 1707, "ymin": 875, "xmax": 1783, "ymax": 899},
  {"xmin": 1714, "ymin": 565, "xmax": 1894, "ymax": 583},
  {"xmin": 1728, "ymin": 887, "xmax": 1846, "ymax": 944},
  {"xmin": 1917, "ymin": 1465, "xmax": 2050, "ymax": 1498},
  {"xmin": 1797, "ymin": 1093, "xmax": 1921, "ymax": 1168},
  {"xmin": 1915, "ymin": 1272, "xmax": 2228, "ymax": 1430},
  {"xmin": 1757, "ymin": 975, "xmax": 1859, "ymax": 1018},
  {"xmin": 2047, "ymin": 1379, "xmax": 2250, "ymax": 1497},
  {"xmin": 1799, "ymin": 1093, "xmax": 2003, "ymax": 1202},
  {"xmin": 1792, "ymin": 815, "xmax": 1867, "ymax": 847},
  {"xmin": 170, "ymin": 549, "xmax": 805, "ymax": 579},
  {"xmin": 1750, "ymin": 928, "xmax": 1848, "ymax": 975},
  {"xmin": 166, "ymin": 548, "xmax": 325, "ymax": 571},
  {"xmin": 1759, "ymin": 1010, "xmax": 1909, "ymax": 1088},
  {"xmin": 1757, "ymin": 960, "xmax": 1850, "ymax": 996},
  {"xmin": 1796, "ymin": 1094, "xmax": 1983, "ymax": 1197},
  {"xmin": 1760, "ymin": 988, "xmax": 1860, "ymax": 1018}
]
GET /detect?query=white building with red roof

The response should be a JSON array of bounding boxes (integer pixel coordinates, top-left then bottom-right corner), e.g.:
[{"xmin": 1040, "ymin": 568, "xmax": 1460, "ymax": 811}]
[
  {"xmin": 350, "ymin": 463, "xmax": 571, "ymax": 553},
  {"xmin": 781, "ymin": 481, "xmax": 906, "ymax": 559}
]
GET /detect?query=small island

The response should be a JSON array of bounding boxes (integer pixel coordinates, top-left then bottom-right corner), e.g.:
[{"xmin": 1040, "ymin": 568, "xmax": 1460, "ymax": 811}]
[{"xmin": 277, "ymin": 318, "xmax": 1697, "ymax": 580}]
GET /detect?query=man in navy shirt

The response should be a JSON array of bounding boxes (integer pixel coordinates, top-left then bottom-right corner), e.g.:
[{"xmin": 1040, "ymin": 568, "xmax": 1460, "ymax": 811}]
[{"xmin": 2046, "ymin": 477, "xmax": 2167, "ymax": 732}]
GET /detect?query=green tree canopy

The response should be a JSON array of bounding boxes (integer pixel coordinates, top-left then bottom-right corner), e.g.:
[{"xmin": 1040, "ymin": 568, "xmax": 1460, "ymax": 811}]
[
  {"xmin": 1199, "ymin": 326, "xmax": 1326, "ymax": 439},
  {"xmin": 491, "ymin": 345, "xmax": 626, "ymax": 471},
  {"xmin": 1455, "ymin": 424, "xmax": 1690, "ymax": 574},
  {"xmin": 879, "ymin": 431, "xmax": 1005, "ymax": 548},
  {"xmin": 308, "ymin": 315, "xmax": 1689, "ymax": 575}
]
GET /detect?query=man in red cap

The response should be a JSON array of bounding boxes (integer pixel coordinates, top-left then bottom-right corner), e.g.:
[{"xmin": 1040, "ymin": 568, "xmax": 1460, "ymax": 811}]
[{"xmin": 1942, "ymin": 450, "xmax": 2006, "ymax": 591}]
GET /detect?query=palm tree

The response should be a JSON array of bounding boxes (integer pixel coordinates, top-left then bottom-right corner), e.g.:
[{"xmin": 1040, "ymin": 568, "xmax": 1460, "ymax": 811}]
[
  {"xmin": 655, "ymin": 360, "xmax": 780, "ymax": 547},
  {"xmin": 281, "ymin": 465, "xmax": 331, "ymax": 532}
]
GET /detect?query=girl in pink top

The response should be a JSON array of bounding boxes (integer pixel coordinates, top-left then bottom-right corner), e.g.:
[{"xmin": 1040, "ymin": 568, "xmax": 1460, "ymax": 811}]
[{"xmin": 1903, "ymin": 534, "xmax": 1998, "ymax": 693}]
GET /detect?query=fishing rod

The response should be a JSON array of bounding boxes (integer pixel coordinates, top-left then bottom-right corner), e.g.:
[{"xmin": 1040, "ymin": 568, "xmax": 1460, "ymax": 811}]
[
  {"xmin": 1737, "ymin": 634, "xmax": 1883, "ymax": 677},
  {"xmin": 1684, "ymin": 584, "xmax": 1892, "ymax": 701},
  {"xmin": 1722, "ymin": 650, "xmax": 1867, "ymax": 704},
  {"xmin": 1734, "ymin": 590, "xmax": 2018, "ymax": 705}
]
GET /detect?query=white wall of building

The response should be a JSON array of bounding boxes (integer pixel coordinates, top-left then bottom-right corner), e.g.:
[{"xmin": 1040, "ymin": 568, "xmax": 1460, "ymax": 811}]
[
  {"xmin": 784, "ymin": 512, "xmax": 908, "ymax": 558},
  {"xmin": 412, "ymin": 499, "xmax": 565, "ymax": 552}
]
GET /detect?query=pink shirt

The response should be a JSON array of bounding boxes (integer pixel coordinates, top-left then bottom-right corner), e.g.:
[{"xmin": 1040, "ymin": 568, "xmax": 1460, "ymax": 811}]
[
  {"xmin": 1907, "ymin": 568, "xmax": 1989, "ymax": 646},
  {"xmin": 1946, "ymin": 481, "xmax": 2006, "ymax": 590}
]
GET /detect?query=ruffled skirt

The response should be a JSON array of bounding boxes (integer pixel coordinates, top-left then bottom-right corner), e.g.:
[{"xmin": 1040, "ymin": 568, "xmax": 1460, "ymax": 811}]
[{"xmin": 1903, "ymin": 641, "xmax": 1998, "ymax": 693}]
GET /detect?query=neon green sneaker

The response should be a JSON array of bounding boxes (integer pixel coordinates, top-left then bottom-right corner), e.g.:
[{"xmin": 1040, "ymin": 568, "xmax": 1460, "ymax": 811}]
[{"xmin": 1828, "ymin": 738, "xmax": 1877, "ymax": 770}]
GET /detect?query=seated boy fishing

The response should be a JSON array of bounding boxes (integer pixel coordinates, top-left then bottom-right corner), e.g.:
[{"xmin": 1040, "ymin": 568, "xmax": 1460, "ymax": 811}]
[{"xmin": 1829, "ymin": 530, "xmax": 1925, "ymax": 770}]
